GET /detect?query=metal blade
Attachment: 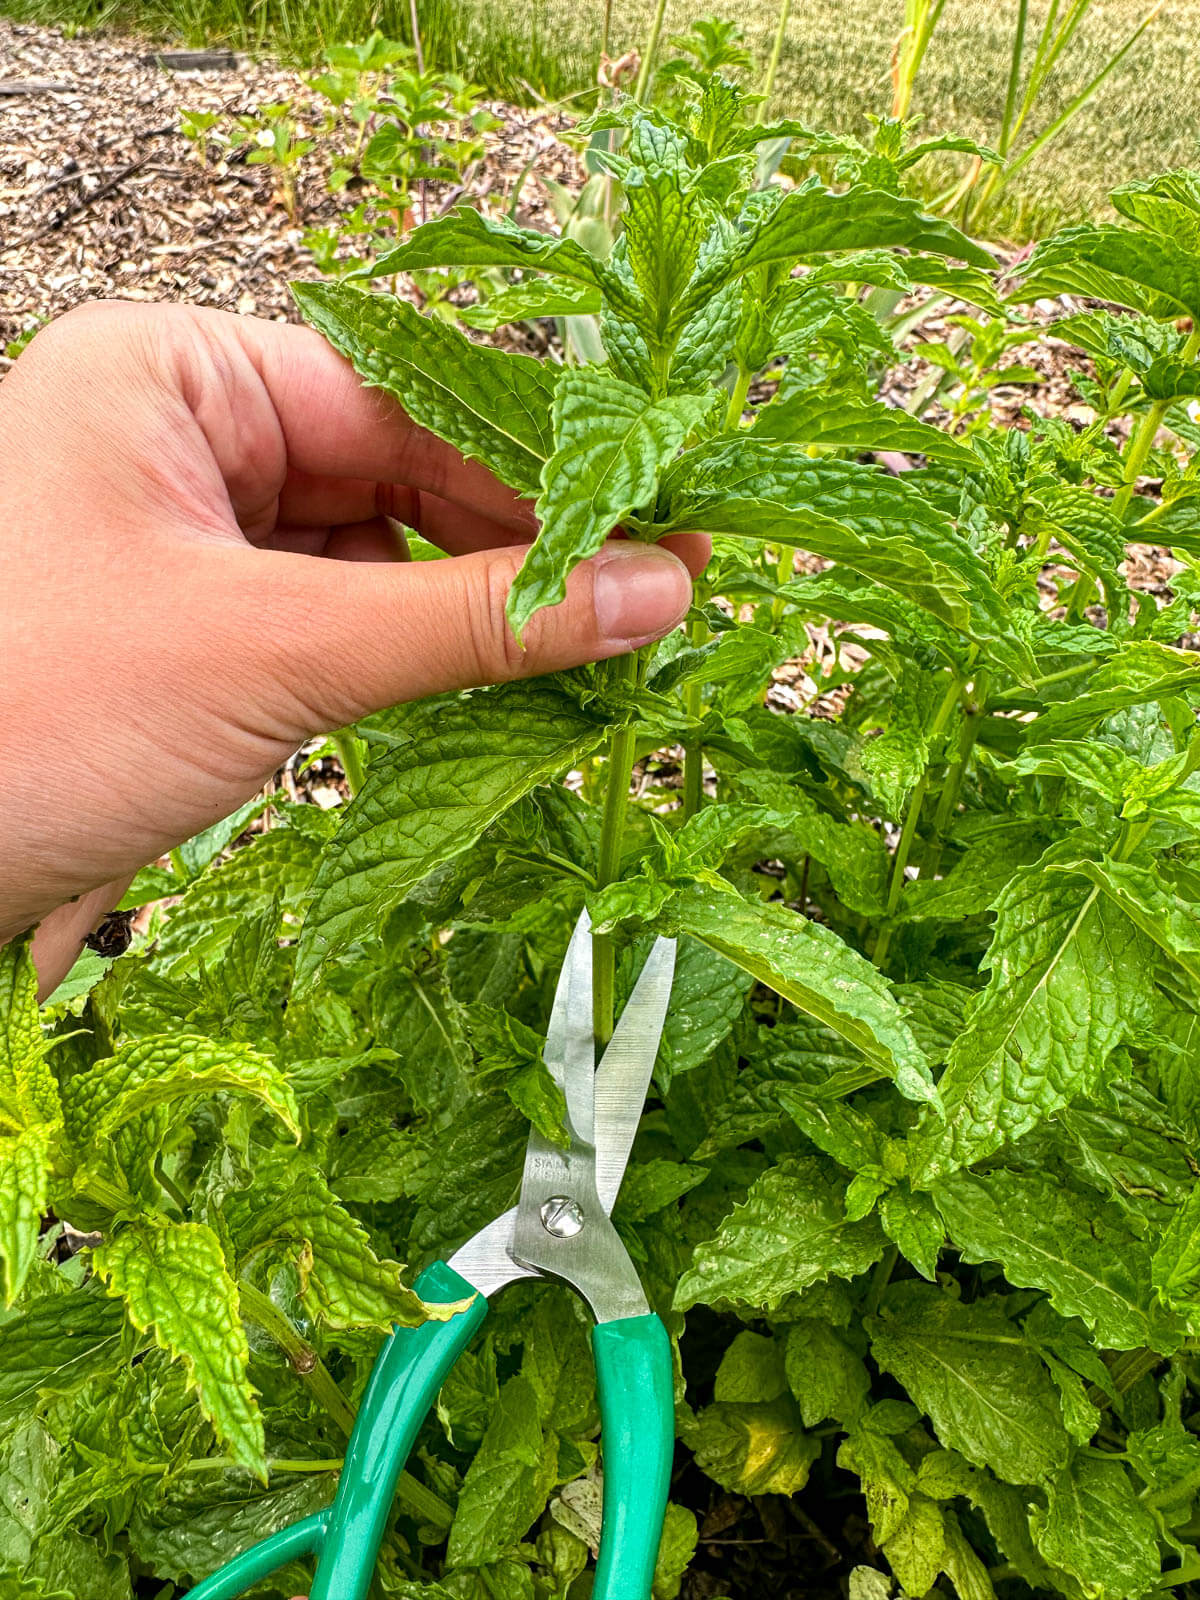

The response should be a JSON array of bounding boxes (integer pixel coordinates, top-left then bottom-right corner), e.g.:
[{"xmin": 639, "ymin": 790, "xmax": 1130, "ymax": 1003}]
[
  {"xmin": 544, "ymin": 908, "xmax": 596, "ymax": 1144},
  {"xmin": 594, "ymin": 937, "xmax": 676, "ymax": 1213},
  {"xmin": 447, "ymin": 1206, "xmax": 535, "ymax": 1298}
]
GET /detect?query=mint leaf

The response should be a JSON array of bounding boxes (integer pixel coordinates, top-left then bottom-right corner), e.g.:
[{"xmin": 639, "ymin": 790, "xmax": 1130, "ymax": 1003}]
[
  {"xmin": 61, "ymin": 1035, "xmax": 300, "ymax": 1151},
  {"xmin": 910, "ymin": 842, "xmax": 1151, "ymax": 1179},
  {"xmin": 447, "ymin": 1374, "xmax": 556, "ymax": 1566},
  {"xmin": 293, "ymin": 282, "xmax": 557, "ymax": 496},
  {"xmin": 867, "ymin": 1283, "xmax": 1070, "ymax": 1486},
  {"xmin": 676, "ymin": 882, "xmax": 935, "ymax": 1102},
  {"xmin": 675, "ymin": 1154, "xmax": 887, "ymax": 1312},
  {"xmin": 933, "ymin": 1170, "xmax": 1169, "ymax": 1350},
  {"xmin": 0, "ymin": 1129, "xmax": 51, "ymax": 1307},
  {"xmin": 1020, "ymin": 223, "xmax": 1200, "ymax": 322},
  {"xmin": 754, "ymin": 390, "xmax": 978, "ymax": 467},
  {"xmin": 0, "ymin": 936, "xmax": 61, "ymax": 1133},
  {"xmin": 370, "ymin": 206, "xmax": 609, "ymax": 289},
  {"xmin": 94, "ymin": 1218, "xmax": 264, "ymax": 1477},
  {"xmin": 509, "ymin": 369, "xmax": 710, "ymax": 635},
  {"xmin": 1032, "ymin": 1456, "xmax": 1160, "ymax": 1600},
  {"xmin": 298, "ymin": 681, "xmax": 609, "ymax": 983}
]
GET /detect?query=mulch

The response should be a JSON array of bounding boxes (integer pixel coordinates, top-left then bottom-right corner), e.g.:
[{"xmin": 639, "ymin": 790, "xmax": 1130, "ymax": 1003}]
[{"xmin": 0, "ymin": 16, "xmax": 580, "ymax": 361}]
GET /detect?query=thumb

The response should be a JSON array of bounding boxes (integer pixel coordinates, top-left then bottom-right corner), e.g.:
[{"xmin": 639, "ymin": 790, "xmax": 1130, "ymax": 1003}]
[{"xmin": 246, "ymin": 538, "xmax": 693, "ymax": 734}]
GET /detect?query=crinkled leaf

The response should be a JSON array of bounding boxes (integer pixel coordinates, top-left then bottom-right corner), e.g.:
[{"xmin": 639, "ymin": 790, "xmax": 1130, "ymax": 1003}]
[
  {"xmin": 509, "ymin": 369, "xmax": 711, "ymax": 635},
  {"xmin": 867, "ymin": 1283, "xmax": 1069, "ymax": 1486},
  {"xmin": 1151, "ymin": 1184, "xmax": 1200, "ymax": 1318},
  {"xmin": 293, "ymin": 282, "xmax": 557, "ymax": 496},
  {"xmin": 447, "ymin": 1374, "xmax": 556, "ymax": 1566},
  {"xmin": 754, "ymin": 390, "xmax": 977, "ymax": 466},
  {"xmin": 370, "ymin": 206, "xmax": 610, "ymax": 290},
  {"xmin": 459, "ymin": 279, "xmax": 602, "ymax": 330},
  {"xmin": 910, "ymin": 841, "xmax": 1151, "ymax": 1180},
  {"xmin": 1020, "ymin": 222, "xmax": 1200, "ymax": 323},
  {"xmin": 1032, "ymin": 1455, "xmax": 1161, "ymax": 1600},
  {"xmin": 675, "ymin": 882, "xmax": 935, "ymax": 1102},
  {"xmin": 298, "ymin": 682, "xmax": 609, "ymax": 984},
  {"xmin": 61, "ymin": 1034, "xmax": 299, "ymax": 1151},
  {"xmin": 93, "ymin": 1218, "xmax": 264, "ymax": 1477},
  {"xmin": 675, "ymin": 1154, "xmax": 887, "ymax": 1312},
  {"xmin": 0, "ymin": 1287, "xmax": 126, "ymax": 1421},
  {"xmin": 0, "ymin": 935, "xmax": 61, "ymax": 1133},
  {"xmin": 687, "ymin": 1397, "xmax": 819, "ymax": 1495},
  {"xmin": 0, "ymin": 1128, "xmax": 51, "ymax": 1306},
  {"xmin": 933, "ymin": 1169, "xmax": 1170, "ymax": 1350}
]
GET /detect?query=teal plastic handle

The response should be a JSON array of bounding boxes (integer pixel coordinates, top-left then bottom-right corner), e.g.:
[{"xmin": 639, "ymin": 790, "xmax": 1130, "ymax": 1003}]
[
  {"xmin": 187, "ymin": 1509, "xmax": 330, "ymax": 1600},
  {"xmin": 309, "ymin": 1261, "xmax": 487, "ymax": 1600},
  {"xmin": 186, "ymin": 1261, "xmax": 485, "ymax": 1599},
  {"xmin": 591, "ymin": 1313, "xmax": 674, "ymax": 1600}
]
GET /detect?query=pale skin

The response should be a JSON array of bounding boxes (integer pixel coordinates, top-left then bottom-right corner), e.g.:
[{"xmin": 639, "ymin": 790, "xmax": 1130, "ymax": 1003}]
[{"xmin": 0, "ymin": 300, "xmax": 708, "ymax": 999}]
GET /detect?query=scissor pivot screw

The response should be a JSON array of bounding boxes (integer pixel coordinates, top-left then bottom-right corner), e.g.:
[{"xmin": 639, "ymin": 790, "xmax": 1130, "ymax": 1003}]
[{"xmin": 540, "ymin": 1196, "xmax": 585, "ymax": 1237}]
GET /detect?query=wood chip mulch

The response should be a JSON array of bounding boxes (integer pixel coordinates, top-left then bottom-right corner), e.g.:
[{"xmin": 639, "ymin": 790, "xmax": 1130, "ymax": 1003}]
[{"xmin": 0, "ymin": 16, "xmax": 581, "ymax": 366}]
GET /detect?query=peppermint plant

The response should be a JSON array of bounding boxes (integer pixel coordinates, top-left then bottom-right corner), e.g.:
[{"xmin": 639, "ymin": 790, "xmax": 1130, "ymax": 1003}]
[{"xmin": 2, "ymin": 77, "xmax": 1200, "ymax": 1600}]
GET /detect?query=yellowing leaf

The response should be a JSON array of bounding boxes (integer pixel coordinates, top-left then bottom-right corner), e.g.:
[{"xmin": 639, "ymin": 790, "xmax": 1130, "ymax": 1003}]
[{"xmin": 94, "ymin": 1218, "xmax": 264, "ymax": 1477}]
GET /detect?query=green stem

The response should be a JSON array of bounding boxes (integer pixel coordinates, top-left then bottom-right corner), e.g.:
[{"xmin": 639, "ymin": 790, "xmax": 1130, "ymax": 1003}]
[
  {"xmin": 332, "ymin": 728, "xmax": 367, "ymax": 796},
  {"xmin": 169, "ymin": 848, "xmax": 189, "ymax": 879},
  {"xmin": 593, "ymin": 655, "xmax": 643, "ymax": 1046},
  {"xmin": 872, "ymin": 674, "xmax": 962, "ymax": 966},
  {"xmin": 682, "ymin": 617, "xmax": 707, "ymax": 821},
  {"xmin": 924, "ymin": 671, "xmax": 988, "ymax": 881},
  {"xmin": 755, "ymin": 0, "xmax": 793, "ymax": 118},
  {"xmin": 1115, "ymin": 327, "xmax": 1200, "ymax": 518},
  {"xmin": 632, "ymin": 0, "xmax": 670, "ymax": 103},
  {"xmin": 724, "ymin": 365, "xmax": 752, "ymax": 431},
  {"xmin": 237, "ymin": 1281, "xmax": 356, "ymax": 1437},
  {"xmin": 131, "ymin": 1455, "xmax": 344, "ymax": 1477},
  {"xmin": 155, "ymin": 1161, "xmax": 191, "ymax": 1214},
  {"xmin": 865, "ymin": 1246, "xmax": 899, "ymax": 1316}
]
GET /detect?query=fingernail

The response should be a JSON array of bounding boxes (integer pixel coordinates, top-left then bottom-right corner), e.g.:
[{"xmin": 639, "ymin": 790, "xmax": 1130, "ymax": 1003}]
[{"xmin": 593, "ymin": 542, "xmax": 692, "ymax": 646}]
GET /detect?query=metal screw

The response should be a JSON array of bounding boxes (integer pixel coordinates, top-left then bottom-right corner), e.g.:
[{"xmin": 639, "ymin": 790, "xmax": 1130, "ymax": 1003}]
[{"xmin": 540, "ymin": 1195, "xmax": 585, "ymax": 1238}]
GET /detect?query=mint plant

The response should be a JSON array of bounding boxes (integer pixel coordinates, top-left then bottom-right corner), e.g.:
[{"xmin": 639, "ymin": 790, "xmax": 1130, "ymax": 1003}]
[{"xmin": 3, "ymin": 78, "xmax": 1200, "ymax": 1600}]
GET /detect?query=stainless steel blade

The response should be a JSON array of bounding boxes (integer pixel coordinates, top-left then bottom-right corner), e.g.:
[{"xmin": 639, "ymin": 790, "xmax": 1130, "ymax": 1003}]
[
  {"xmin": 447, "ymin": 1206, "xmax": 535, "ymax": 1298},
  {"xmin": 593, "ymin": 936, "xmax": 676, "ymax": 1213},
  {"xmin": 549, "ymin": 909, "xmax": 596, "ymax": 1144}
]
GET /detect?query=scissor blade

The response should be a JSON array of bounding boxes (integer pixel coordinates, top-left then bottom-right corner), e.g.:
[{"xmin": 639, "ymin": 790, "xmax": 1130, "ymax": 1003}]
[
  {"xmin": 593, "ymin": 936, "xmax": 676, "ymax": 1213},
  {"xmin": 544, "ymin": 908, "xmax": 596, "ymax": 1144}
]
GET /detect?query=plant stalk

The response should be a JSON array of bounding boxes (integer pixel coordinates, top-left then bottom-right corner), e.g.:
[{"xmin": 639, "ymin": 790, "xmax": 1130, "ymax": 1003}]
[
  {"xmin": 633, "ymin": 0, "xmax": 670, "ymax": 103},
  {"xmin": 237, "ymin": 1281, "xmax": 453, "ymax": 1529},
  {"xmin": 682, "ymin": 616, "xmax": 707, "ymax": 820},
  {"xmin": 593, "ymin": 653, "xmax": 643, "ymax": 1045},
  {"xmin": 332, "ymin": 728, "xmax": 367, "ymax": 796},
  {"xmin": 756, "ymin": 0, "xmax": 793, "ymax": 119}
]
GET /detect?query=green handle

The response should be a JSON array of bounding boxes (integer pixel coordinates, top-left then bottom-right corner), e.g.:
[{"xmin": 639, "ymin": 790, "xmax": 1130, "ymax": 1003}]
[
  {"xmin": 187, "ymin": 1509, "xmax": 330, "ymax": 1599},
  {"xmin": 309, "ymin": 1261, "xmax": 487, "ymax": 1600},
  {"xmin": 591, "ymin": 1313, "xmax": 674, "ymax": 1600}
]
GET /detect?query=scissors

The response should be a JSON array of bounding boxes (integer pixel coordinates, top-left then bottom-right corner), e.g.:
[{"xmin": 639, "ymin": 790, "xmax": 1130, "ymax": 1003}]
[{"xmin": 189, "ymin": 912, "xmax": 677, "ymax": 1600}]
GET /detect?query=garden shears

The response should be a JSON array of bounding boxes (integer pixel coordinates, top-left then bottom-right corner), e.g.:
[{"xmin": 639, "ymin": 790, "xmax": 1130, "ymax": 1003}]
[{"xmin": 189, "ymin": 912, "xmax": 677, "ymax": 1600}]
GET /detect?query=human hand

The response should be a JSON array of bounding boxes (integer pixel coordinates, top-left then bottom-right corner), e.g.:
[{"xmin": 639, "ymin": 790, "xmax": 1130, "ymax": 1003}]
[{"xmin": 0, "ymin": 301, "xmax": 706, "ymax": 992}]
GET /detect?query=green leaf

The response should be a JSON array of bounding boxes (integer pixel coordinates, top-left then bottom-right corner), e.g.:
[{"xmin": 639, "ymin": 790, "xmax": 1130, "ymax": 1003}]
[
  {"xmin": 784, "ymin": 1318, "xmax": 870, "ymax": 1427},
  {"xmin": 447, "ymin": 1374, "xmax": 556, "ymax": 1566},
  {"xmin": 910, "ymin": 841, "xmax": 1151, "ymax": 1180},
  {"xmin": 0, "ymin": 935, "xmax": 61, "ymax": 1134},
  {"xmin": 61, "ymin": 1034, "xmax": 300, "ymax": 1151},
  {"xmin": 0, "ymin": 1287, "xmax": 126, "ymax": 1421},
  {"xmin": 293, "ymin": 282, "xmax": 557, "ymax": 496},
  {"xmin": 867, "ymin": 1282, "xmax": 1070, "ymax": 1486},
  {"xmin": 0, "ymin": 1128, "xmax": 50, "ymax": 1306},
  {"xmin": 1030, "ymin": 642, "xmax": 1200, "ymax": 742},
  {"xmin": 459, "ymin": 279, "xmax": 603, "ymax": 330},
  {"xmin": 297, "ymin": 682, "xmax": 609, "ymax": 984},
  {"xmin": 225, "ymin": 1163, "xmax": 442, "ymax": 1330},
  {"xmin": 675, "ymin": 882, "xmax": 935, "ymax": 1102},
  {"xmin": 675, "ymin": 1154, "xmax": 886, "ymax": 1312},
  {"xmin": 687, "ymin": 1397, "xmax": 819, "ymax": 1495},
  {"xmin": 1058, "ymin": 855, "xmax": 1200, "ymax": 989},
  {"xmin": 754, "ymin": 390, "xmax": 978, "ymax": 467},
  {"xmin": 369, "ymin": 206, "xmax": 609, "ymax": 290},
  {"xmin": 1151, "ymin": 1184, "xmax": 1200, "ymax": 1318},
  {"xmin": 933, "ymin": 1169, "xmax": 1168, "ymax": 1350},
  {"xmin": 653, "ymin": 935, "xmax": 752, "ymax": 1090},
  {"xmin": 508, "ymin": 370, "xmax": 710, "ymax": 636},
  {"xmin": 1032, "ymin": 1455, "xmax": 1161, "ymax": 1600},
  {"xmin": 93, "ymin": 1218, "xmax": 264, "ymax": 1477},
  {"xmin": 879, "ymin": 1187, "xmax": 944, "ymax": 1282},
  {"xmin": 623, "ymin": 167, "xmax": 705, "ymax": 345},
  {"xmin": 1020, "ymin": 222, "xmax": 1200, "ymax": 323},
  {"xmin": 676, "ymin": 184, "xmax": 993, "ymax": 328},
  {"xmin": 714, "ymin": 1330, "xmax": 788, "ymax": 1403}
]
